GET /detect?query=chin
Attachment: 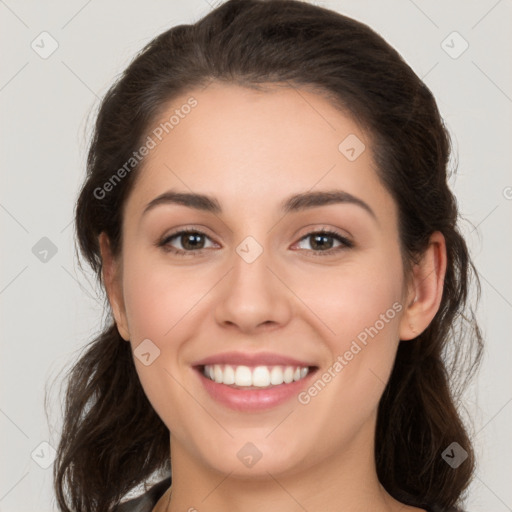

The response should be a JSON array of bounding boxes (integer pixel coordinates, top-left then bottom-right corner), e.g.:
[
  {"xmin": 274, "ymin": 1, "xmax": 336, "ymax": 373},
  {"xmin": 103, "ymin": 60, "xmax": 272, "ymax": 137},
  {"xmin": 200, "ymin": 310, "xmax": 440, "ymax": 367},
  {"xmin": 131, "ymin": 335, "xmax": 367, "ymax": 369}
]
[{"xmin": 194, "ymin": 436, "xmax": 311, "ymax": 479}]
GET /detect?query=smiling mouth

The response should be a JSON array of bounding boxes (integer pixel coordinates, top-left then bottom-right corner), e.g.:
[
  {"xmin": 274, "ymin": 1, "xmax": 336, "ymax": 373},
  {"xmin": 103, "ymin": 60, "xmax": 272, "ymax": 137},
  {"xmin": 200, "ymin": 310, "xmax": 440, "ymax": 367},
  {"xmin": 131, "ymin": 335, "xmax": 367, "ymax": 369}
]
[{"xmin": 199, "ymin": 364, "xmax": 318, "ymax": 389}]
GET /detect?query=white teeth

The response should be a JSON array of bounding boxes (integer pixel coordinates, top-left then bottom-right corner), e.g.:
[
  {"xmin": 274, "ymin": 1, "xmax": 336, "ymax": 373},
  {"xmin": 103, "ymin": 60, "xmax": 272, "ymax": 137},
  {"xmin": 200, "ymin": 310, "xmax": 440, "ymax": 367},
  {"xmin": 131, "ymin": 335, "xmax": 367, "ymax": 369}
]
[
  {"xmin": 252, "ymin": 366, "xmax": 270, "ymax": 387},
  {"xmin": 203, "ymin": 364, "xmax": 311, "ymax": 388},
  {"xmin": 283, "ymin": 366, "xmax": 294, "ymax": 383},
  {"xmin": 223, "ymin": 364, "xmax": 235, "ymax": 385},
  {"xmin": 270, "ymin": 366, "xmax": 283, "ymax": 385},
  {"xmin": 234, "ymin": 365, "xmax": 252, "ymax": 386},
  {"xmin": 214, "ymin": 365, "xmax": 223, "ymax": 383}
]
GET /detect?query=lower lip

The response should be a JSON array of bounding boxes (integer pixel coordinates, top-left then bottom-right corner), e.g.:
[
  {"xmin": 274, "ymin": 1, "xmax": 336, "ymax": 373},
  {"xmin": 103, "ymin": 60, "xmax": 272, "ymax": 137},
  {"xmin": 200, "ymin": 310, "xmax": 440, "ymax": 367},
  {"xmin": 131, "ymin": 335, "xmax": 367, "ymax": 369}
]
[{"xmin": 195, "ymin": 367, "xmax": 317, "ymax": 412}]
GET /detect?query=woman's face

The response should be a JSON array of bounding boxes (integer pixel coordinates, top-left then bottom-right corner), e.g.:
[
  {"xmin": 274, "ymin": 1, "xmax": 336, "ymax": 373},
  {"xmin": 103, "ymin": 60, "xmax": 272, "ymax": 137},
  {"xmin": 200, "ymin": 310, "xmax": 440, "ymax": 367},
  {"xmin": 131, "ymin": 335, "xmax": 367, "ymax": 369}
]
[{"xmin": 106, "ymin": 83, "xmax": 414, "ymax": 478}]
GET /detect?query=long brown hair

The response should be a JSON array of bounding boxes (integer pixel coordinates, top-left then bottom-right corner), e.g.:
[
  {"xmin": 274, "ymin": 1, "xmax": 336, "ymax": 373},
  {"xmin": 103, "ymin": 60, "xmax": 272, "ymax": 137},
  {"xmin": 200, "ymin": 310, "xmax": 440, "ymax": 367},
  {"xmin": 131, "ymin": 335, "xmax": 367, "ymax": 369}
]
[{"xmin": 50, "ymin": 1, "xmax": 483, "ymax": 510}]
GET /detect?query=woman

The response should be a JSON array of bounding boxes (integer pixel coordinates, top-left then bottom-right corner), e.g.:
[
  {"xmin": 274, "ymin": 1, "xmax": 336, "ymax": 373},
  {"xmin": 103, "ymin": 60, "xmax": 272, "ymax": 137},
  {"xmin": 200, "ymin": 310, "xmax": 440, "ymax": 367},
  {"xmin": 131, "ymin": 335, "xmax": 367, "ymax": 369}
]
[{"xmin": 53, "ymin": 1, "xmax": 483, "ymax": 511}]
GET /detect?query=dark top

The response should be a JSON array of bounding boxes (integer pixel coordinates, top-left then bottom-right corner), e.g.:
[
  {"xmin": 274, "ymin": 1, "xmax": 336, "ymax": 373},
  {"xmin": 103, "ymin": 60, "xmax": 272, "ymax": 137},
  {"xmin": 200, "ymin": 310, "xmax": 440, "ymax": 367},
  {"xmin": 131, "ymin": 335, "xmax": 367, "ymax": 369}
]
[
  {"xmin": 115, "ymin": 477, "xmax": 172, "ymax": 512},
  {"xmin": 114, "ymin": 476, "xmax": 464, "ymax": 512}
]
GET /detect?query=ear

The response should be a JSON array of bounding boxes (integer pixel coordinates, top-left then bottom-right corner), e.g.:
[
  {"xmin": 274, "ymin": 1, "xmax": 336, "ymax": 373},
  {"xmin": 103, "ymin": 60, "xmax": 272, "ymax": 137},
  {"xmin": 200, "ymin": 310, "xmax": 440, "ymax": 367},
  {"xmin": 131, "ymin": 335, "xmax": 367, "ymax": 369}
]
[
  {"xmin": 98, "ymin": 232, "xmax": 130, "ymax": 341},
  {"xmin": 399, "ymin": 231, "xmax": 447, "ymax": 340}
]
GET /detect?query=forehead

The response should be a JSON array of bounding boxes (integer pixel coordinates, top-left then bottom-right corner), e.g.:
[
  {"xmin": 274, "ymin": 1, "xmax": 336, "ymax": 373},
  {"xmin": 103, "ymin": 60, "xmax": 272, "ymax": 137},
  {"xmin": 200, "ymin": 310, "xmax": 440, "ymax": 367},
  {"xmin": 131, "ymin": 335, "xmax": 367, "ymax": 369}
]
[{"xmin": 124, "ymin": 82, "xmax": 393, "ymax": 222}]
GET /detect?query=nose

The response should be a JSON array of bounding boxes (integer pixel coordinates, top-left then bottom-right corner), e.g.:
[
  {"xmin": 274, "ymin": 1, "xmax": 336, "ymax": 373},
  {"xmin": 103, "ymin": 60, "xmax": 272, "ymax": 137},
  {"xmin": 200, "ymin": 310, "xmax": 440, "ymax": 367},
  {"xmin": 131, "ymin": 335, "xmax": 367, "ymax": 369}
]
[{"xmin": 214, "ymin": 247, "xmax": 293, "ymax": 334}]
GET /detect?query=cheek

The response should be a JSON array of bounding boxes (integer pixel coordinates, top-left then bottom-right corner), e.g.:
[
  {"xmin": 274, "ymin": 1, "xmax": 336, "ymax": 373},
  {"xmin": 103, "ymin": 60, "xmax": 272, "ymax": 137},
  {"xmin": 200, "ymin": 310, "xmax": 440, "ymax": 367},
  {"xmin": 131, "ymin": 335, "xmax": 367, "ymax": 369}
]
[
  {"xmin": 294, "ymin": 248, "xmax": 404, "ymax": 348},
  {"xmin": 121, "ymin": 250, "xmax": 208, "ymax": 342},
  {"xmin": 294, "ymin": 250, "xmax": 404, "ymax": 423},
  {"xmin": 330, "ymin": 269, "xmax": 402, "ymax": 347},
  {"xmin": 119, "ymin": 251, "xmax": 202, "ymax": 434}
]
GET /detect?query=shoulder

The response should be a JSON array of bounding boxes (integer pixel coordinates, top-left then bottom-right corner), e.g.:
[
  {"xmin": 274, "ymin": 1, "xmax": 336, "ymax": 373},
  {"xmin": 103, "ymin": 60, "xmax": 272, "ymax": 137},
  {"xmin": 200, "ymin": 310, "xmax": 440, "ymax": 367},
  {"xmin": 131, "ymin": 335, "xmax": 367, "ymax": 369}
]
[{"xmin": 113, "ymin": 476, "xmax": 172, "ymax": 512}]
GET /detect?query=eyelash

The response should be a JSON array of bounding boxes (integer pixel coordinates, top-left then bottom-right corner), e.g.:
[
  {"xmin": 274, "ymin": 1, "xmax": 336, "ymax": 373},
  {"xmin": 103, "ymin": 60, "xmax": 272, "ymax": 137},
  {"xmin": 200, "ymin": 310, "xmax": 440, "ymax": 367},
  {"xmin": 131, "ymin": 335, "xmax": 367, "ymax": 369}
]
[{"xmin": 157, "ymin": 227, "xmax": 354, "ymax": 257}]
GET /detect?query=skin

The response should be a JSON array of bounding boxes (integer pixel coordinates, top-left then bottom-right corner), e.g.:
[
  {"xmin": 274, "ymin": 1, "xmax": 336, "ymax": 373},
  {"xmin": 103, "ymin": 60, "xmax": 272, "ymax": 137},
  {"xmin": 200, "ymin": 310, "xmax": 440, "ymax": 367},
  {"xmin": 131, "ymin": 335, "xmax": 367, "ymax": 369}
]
[{"xmin": 99, "ymin": 82, "xmax": 447, "ymax": 512}]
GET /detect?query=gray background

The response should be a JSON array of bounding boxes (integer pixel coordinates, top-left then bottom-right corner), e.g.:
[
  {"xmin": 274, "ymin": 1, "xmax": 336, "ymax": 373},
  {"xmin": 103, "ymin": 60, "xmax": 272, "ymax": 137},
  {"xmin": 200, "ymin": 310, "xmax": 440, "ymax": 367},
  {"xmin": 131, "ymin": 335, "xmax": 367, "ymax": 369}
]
[{"xmin": 1, "ymin": 0, "xmax": 511, "ymax": 510}]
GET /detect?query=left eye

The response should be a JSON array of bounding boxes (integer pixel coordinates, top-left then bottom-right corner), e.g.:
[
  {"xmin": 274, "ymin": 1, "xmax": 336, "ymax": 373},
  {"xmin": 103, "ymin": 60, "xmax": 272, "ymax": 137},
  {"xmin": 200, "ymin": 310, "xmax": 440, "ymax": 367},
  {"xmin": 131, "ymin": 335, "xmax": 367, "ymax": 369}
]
[{"xmin": 294, "ymin": 230, "xmax": 353, "ymax": 253}]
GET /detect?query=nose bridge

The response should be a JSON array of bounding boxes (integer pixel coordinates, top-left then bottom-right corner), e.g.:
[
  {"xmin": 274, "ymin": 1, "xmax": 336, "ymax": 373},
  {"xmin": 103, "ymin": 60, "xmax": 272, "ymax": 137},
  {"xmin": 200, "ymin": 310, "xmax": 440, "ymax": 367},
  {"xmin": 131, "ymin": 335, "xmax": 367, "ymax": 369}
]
[
  {"xmin": 213, "ymin": 234, "xmax": 292, "ymax": 331},
  {"xmin": 233, "ymin": 237, "xmax": 271, "ymax": 289}
]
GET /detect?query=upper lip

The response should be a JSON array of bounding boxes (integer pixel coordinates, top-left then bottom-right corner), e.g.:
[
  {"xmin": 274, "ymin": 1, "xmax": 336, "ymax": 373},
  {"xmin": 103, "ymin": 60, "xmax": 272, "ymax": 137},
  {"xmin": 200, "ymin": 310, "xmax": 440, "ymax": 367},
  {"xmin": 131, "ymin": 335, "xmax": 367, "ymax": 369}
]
[{"xmin": 192, "ymin": 351, "xmax": 317, "ymax": 368}]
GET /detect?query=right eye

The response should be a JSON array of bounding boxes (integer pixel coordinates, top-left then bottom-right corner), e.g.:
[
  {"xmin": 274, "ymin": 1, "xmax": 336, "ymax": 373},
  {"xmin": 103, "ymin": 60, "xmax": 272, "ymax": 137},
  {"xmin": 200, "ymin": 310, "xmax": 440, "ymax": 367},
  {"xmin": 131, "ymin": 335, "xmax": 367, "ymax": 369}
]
[{"xmin": 158, "ymin": 228, "xmax": 218, "ymax": 256}]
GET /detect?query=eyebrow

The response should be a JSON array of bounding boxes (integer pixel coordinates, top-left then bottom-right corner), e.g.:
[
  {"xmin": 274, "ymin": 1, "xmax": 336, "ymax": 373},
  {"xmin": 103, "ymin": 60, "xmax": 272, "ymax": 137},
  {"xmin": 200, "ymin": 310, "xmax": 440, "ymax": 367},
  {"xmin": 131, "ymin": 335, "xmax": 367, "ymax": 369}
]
[{"xmin": 142, "ymin": 189, "xmax": 377, "ymax": 220}]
